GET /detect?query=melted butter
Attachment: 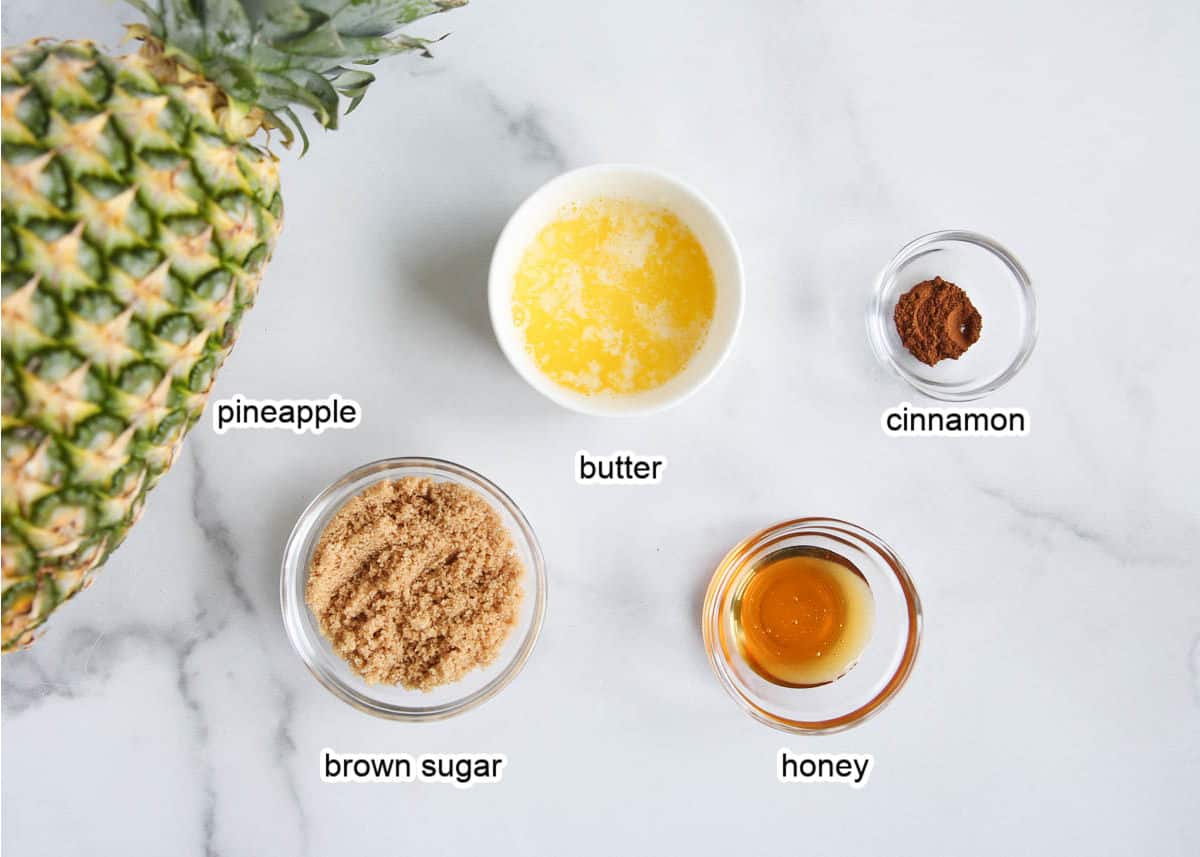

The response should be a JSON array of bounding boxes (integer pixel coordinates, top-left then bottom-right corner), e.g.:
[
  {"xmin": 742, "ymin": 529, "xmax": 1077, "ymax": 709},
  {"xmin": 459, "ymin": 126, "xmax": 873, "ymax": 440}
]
[{"xmin": 511, "ymin": 198, "xmax": 716, "ymax": 395}]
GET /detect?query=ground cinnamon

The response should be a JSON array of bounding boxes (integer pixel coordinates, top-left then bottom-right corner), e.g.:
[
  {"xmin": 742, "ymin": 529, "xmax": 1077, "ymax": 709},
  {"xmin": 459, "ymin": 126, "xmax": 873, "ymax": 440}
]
[{"xmin": 893, "ymin": 276, "xmax": 982, "ymax": 365}]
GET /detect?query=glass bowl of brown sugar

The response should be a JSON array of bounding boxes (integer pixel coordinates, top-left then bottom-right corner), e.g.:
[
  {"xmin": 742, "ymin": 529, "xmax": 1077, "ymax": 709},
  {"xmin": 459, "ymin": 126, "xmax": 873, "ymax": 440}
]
[
  {"xmin": 281, "ymin": 458, "xmax": 547, "ymax": 721},
  {"xmin": 867, "ymin": 230, "xmax": 1037, "ymax": 401}
]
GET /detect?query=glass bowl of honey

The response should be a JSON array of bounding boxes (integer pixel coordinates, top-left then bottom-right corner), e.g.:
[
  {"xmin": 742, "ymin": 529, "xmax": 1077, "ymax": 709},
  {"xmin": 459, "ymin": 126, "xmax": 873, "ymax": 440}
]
[{"xmin": 702, "ymin": 519, "xmax": 921, "ymax": 734}]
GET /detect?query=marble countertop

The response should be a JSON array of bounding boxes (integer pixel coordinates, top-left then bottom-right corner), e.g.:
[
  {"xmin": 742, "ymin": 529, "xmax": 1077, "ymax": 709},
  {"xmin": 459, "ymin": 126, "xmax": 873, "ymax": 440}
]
[{"xmin": 3, "ymin": 1, "xmax": 1198, "ymax": 855}]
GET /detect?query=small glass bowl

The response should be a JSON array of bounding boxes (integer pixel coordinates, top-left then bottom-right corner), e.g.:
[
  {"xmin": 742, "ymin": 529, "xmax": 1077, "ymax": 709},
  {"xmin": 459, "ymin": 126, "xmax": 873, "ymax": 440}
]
[
  {"xmin": 281, "ymin": 458, "xmax": 547, "ymax": 721},
  {"xmin": 702, "ymin": 519, "xmax": 921, "ymax": 734},
  {"xmin": 867, "ymin": 230, "xmax": 1037, "ymax": 401}
]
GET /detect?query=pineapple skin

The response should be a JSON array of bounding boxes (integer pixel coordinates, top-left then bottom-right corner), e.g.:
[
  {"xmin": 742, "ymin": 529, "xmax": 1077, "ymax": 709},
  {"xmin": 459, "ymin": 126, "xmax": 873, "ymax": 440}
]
[{"xmin": 1, "ymin": 40, "xmax": 283, "ymax": 650}]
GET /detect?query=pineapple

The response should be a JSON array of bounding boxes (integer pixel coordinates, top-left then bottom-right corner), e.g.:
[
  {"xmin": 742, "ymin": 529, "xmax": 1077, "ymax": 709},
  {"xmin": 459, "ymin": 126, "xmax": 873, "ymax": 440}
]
[{"xmin": 1, "ymin": 0, "xmax": 465, "ymax": 650}]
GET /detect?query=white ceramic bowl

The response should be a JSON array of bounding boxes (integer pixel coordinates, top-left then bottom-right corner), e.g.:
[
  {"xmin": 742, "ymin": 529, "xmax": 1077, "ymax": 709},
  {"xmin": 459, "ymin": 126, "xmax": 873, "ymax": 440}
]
[{"xmin": 488, "ymin": 164, "xmax": 744, "ymax": 416}]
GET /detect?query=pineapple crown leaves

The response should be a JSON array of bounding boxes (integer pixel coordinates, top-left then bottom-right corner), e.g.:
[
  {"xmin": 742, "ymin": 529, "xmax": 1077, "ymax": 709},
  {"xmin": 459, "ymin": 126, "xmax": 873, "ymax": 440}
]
[{"xmin": 123, "ymin": 0, "xmax": 465, "ymax": 152}]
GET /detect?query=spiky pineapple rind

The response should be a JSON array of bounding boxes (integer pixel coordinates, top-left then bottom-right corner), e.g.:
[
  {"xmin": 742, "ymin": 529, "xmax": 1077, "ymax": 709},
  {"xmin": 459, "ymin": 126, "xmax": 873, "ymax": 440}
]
[
  {"xmin": 2, "ymin": 39, "xmax": 282, "ymax": 650},
  {"xmin": 2, "ymin": 0, "xmax": 469, "ymax": 650}
]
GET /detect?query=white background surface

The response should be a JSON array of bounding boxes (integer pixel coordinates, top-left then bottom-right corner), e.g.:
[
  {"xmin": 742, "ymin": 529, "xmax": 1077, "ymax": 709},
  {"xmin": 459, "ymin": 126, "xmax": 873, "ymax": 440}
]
[{"xmin": 3, "ymin": 1, "xmax": 1199, "ymax": 855}]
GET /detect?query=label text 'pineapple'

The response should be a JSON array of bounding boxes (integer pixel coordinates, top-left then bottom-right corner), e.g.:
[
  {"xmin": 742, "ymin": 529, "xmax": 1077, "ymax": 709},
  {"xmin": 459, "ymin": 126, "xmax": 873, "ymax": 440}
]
[{"xmin": 212, "ymin": 394, "xmax": 361, "ymax": 435}]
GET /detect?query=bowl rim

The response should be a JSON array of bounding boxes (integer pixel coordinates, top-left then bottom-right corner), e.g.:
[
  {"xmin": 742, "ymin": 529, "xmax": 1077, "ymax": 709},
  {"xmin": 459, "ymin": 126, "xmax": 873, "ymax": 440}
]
[
  {"xmin": 487, "ymin": 162, "xmax": 745, "ymax": 417},
  {"xmin": 280, "ymin": 456, "xmax": 548, "ymax": 721},
  {"xmin": 867, "ymin": 228, "xmax": 1038, "ymax": 402},
  {"xmin": 702, "ymin": 517, "xmax": 922, "ymax": 734}
]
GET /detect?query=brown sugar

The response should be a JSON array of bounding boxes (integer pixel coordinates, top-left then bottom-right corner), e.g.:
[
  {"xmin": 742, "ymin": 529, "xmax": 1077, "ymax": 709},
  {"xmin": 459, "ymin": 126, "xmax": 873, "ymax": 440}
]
[
  {"xmin": 305, "ymin": 477, "xmax": 524, "ymax": 690},
  {"xmin": 893, "ymin": 276, "xmax": 983, "ymax": 366}
]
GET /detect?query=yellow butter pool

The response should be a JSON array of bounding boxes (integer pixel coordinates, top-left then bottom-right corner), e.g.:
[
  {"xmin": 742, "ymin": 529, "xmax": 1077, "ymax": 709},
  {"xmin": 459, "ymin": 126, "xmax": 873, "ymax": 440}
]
[{"xmin": 511, "ymin": 198, "xmax": 716, "ymax": 396}]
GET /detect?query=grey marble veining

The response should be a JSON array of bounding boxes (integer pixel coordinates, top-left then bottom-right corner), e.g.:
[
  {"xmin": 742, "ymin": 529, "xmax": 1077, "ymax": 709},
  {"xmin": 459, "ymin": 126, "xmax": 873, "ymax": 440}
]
[{"xmin": 3, "ymin": 1, "xmax": 1199, "ymax": 855}]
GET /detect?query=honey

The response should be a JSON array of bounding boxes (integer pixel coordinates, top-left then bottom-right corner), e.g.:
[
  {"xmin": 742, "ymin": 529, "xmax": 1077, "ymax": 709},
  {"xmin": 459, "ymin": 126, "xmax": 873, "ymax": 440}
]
[
  {"xmin": 510, "ymin": 197, "xmax": 716, "ymax": 395},
  {"xmin": 732, "ymin": 547, "xmax": 874, "ymax": 687}
]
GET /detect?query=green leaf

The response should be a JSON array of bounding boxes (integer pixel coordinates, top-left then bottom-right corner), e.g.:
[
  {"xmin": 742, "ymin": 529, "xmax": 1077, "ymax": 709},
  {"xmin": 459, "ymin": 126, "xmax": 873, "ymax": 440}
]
[
  {"xmin": 299, "ymin": 0, "xmax": 466, "ymax": 37},
  {"xmin": 275, "ymin": 20, "xmax": 348, "ymax": 57},
  {"xmin": 199, "ymin": 0, "xmax": 253, "ymax": 55},
  {"xmin": 259, "ymin": 108, "xmax": 296, "ymax": 148},
  {"xmin": 280, "ymin": 106, "xmax": 309, "ymax": 154},
  {"xmin": 161, "ymin": 0, "xmax": 208, "ymax": 56},
  {"xmin": 258, "ymin": 3, "xmax": 316, "ymax": 41},
  {"xmin": 329, "ymin": 68, "xmax": 375, "ymax": 113},
  {"xmin": 123, "ymin": 0, "xmax": 167, "ymax": 36},
  {"xmin": 258, "ymin": 70, "xmax": 338, "ymax": 129},
  {"xmin": 340, "ymin": 33, "xmax": 442, "ymax": 60},
  {"xmin": 284, "ymin": 68, "xmax": 341, "ymax": 128},
  {"xmin": 329, "ymin": 68, "xmax": 375, "ymax": 94},
  {"xmin": 203, "ymin": 55, "xmax": 261, "ymax": 103}
]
